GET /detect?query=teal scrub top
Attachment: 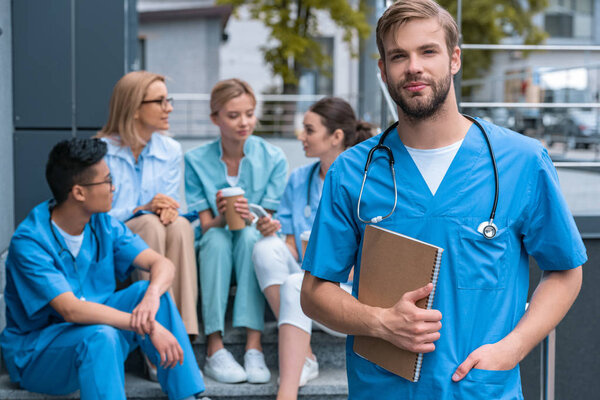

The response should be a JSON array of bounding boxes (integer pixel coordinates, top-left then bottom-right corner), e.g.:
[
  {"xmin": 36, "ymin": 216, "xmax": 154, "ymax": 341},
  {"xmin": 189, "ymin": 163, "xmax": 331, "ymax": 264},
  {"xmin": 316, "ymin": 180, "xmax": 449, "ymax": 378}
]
[
  {"xmin": 0, "ymin": 200, "xmax": 148, "ymax": 384},
  {"xmin": 184, "ymin": 135, "xmax": 288, "ymax": 236},
  {"xmin": 276, "ymin": 161, "xmax": 322, "ymax": 262},
  {"xmin": 302, "ymin": 119, "xmax": 587, "ymax": 400}
]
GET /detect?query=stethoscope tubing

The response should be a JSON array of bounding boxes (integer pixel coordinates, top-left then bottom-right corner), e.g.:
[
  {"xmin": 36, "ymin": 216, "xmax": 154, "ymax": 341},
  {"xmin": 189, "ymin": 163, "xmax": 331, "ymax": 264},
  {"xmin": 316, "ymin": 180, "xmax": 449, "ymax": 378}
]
[{"xmin": 357, "ymin": 115, "xmax": 499, "ymax": 235}]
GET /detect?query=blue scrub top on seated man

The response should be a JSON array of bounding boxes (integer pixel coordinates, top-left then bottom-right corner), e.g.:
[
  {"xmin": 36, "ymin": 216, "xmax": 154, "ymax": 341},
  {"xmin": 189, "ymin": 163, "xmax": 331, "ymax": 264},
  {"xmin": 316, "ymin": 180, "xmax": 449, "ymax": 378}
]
[{"xmin": 0, "ymin": 138, "xmax": 204, "ymax": 400}]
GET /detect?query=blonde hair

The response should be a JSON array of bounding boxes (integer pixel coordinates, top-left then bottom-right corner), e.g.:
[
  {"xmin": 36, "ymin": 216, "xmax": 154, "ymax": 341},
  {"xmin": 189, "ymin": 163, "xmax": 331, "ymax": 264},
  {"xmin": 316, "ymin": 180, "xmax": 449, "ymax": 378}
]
[
  {"xmin": 97, "ymin": 70, "xmax": 165, "ymax": 148},
  {"xmin": 376, "ymin": 0, "xmax": 459, "ymax": 62},
  {"xmin": 210, "ymin": 78, "xmax": 256, "ymax": 116}
]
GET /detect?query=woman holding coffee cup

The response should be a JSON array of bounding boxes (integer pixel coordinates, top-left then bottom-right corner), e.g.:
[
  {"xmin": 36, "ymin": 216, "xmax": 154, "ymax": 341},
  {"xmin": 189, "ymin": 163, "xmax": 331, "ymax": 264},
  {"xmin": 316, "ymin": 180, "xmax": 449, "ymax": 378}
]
[
  {"xmin": 184, "ymin": 78, "xmax": 288, "ymax": 384},
  {"xmin": 252, "ymin": 97, "xmax": 373, "ymax": 399}
]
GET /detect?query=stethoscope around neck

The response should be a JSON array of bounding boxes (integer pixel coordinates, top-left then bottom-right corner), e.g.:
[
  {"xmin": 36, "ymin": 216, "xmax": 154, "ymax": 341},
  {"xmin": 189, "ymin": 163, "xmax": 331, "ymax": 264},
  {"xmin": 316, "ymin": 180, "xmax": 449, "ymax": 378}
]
[
  {"xmin": 304, "ymin": 162, "xmax": 321, "ymax": 219},
  {"xmin": 357, "ymin": 114, "xmax": 499, "ymax": 239}
]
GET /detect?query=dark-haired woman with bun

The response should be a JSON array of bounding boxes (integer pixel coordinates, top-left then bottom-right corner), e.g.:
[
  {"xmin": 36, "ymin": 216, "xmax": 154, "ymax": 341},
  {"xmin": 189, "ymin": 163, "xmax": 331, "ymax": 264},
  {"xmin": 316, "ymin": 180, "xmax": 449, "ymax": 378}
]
[{"xmin": 252, "ymin": 97, "xmax": 374, "ymax": 399}]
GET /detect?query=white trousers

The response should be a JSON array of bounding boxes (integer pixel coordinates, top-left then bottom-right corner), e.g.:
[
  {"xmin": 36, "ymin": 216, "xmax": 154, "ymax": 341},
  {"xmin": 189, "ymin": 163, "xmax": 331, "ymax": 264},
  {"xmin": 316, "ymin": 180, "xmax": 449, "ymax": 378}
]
[{"xmin": 253, "ymin": 236, "xmax": 351, "ymax": 336}]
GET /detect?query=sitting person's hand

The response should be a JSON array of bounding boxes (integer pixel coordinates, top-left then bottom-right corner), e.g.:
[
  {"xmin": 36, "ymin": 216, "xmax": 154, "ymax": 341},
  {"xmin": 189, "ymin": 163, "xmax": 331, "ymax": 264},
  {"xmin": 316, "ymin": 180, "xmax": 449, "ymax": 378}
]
[
  {"xmin": 157, "ymin": 207, "xmax": 178, "ymax": 225},
  {"xmin": 131, "ymin": 289, "xmax": 160, "ymax": 336},
  {"xmin": 134, "ymin": 194, "xmax": 180, "ymax": 214},
  {"xmin": 149, "ymin": 322, "xmax": 184, "ymax": 369},
  {"xmin": 256, "ymin": 215, "xmax": 281, "ymax": 237}
]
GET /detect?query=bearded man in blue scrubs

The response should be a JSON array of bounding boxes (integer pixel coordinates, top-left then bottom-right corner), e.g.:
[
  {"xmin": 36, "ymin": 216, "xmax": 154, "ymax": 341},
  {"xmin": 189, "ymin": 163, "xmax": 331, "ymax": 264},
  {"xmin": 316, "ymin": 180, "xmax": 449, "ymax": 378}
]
[
  {"xmin": 300, "ymin": 1, "xmax": 586, "ymax": 399},
  {"xmin": 0, "ymin": 138, "xmax": 204, "ymax": 400}
]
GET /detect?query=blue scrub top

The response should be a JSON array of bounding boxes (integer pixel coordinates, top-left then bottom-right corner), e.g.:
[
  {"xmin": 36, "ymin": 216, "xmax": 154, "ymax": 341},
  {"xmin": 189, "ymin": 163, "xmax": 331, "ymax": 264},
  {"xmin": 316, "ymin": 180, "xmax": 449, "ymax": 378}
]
[
  {"xmin": 0, "ymin": 200, "xmax": 148, "ymax": 384},
  {"xmin": 276, "ymin": 161, "xmax": 322, "ymax": 262},
  {"xmin": 302, "ymin": 119, "xmax": 587, "ymax": 399}
]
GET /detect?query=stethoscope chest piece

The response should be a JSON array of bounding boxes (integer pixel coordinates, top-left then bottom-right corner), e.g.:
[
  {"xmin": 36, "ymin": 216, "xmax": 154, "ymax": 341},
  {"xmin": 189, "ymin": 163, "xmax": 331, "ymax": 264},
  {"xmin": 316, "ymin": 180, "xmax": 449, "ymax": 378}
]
[{"xmin": 477, "ymin": 221, "xmax": 498, "ymax": 239}]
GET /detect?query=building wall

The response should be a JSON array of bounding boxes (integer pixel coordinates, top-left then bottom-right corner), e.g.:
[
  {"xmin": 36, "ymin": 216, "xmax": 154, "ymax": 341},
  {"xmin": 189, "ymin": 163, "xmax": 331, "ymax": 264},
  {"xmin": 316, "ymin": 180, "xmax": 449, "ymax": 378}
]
[
  {"xmin": 220, "ymin": 6, "xmax": 360, "ymax": 102},
  {"xmin": 0, "ymin": 0, "xmax": 14, "ymax": 252},
  {"xmin": 139, "ymin": 17, "xmax": 222, "ymax": 93},
  {"xmin": 0, "ymin": 0, "xmax": 13, "ymax": 358}
]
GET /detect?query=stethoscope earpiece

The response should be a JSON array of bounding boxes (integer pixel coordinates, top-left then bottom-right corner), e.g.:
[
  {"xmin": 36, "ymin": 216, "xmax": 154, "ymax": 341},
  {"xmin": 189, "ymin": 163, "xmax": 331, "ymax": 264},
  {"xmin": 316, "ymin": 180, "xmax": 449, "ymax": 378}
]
[{"xmin": 477, "ymin": 221, "xmax": 498, "ymax": 239}]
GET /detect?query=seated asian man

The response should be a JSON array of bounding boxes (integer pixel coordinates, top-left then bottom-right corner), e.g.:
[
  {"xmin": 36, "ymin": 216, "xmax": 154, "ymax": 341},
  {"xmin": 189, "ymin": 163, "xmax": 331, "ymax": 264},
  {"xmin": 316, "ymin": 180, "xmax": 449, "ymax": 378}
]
[{"xmin": 0, "ymin": 138, "xmax": 204, "ymax": 400}]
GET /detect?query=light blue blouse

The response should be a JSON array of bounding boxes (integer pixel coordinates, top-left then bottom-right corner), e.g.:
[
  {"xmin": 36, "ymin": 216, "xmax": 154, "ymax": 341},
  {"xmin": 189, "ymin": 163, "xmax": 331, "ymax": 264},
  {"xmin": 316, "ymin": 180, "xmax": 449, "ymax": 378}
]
[
  {"xmin": 276, "ymin": 161, "xmax": 322, "ymax": 261},
  {"xmin": 102, "ymin": 133, "xmax": 182, "ymax": 222},
  {"xmin": 184, "ymin": 136, "xmax": 288, "ymax": 231}
]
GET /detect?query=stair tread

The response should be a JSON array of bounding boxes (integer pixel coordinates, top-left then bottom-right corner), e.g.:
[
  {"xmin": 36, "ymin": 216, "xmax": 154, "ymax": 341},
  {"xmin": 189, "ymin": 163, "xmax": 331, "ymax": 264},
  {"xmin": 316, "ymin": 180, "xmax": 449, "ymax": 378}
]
[{"xmin": 0, "ymin": 367, "xmax": 348, "ymax": 399}]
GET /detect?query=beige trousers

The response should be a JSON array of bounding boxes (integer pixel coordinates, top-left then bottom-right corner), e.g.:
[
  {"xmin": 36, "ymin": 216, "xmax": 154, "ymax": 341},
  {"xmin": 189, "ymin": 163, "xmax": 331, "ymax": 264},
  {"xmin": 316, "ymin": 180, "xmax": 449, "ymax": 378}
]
[{"xmin": 126, "ymin": 214, "xmax": 199, "ymax": 336}]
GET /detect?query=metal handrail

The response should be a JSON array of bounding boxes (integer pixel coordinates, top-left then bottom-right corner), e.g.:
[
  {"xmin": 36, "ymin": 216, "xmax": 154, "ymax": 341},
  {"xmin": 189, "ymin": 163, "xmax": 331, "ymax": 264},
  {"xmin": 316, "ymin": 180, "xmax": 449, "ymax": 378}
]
[{"xmin": 462, "ymin": 44, "xmax": 600, "ymax": 51}]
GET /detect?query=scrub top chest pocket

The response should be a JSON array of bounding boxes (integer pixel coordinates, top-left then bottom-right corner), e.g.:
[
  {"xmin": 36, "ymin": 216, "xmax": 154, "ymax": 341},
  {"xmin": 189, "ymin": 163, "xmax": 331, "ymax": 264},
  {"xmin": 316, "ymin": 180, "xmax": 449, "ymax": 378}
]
[{"xmin": 457, "ymin": 218, "xmax": 510, "ymax": 290}]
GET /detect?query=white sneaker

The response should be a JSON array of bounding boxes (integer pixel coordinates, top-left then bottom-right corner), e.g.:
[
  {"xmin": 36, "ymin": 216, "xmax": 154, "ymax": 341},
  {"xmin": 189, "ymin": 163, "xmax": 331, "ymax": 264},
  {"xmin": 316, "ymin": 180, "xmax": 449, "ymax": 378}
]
[
  {"xmin": 204, "ymin": 349, "xmax": 247, "ymax": 383},
  {"xmin": 244, "ymin": 349, "xmax": 271, "ymax": 383},
  {"xmin": 299, "ymin": 356, "xmax": 319, "ymax": 387}
]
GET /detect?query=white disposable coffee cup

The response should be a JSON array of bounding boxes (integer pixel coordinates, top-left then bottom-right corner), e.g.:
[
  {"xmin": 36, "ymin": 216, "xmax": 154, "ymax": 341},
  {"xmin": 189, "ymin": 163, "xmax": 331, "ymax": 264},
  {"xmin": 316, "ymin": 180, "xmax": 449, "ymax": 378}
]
[
  {"xmin": 222, "ymin": 187, "xmax": 246, "ymax": 231},
  {"xmin": 300, "ymin": 230, "xmax": 311, "ymax": 258}
]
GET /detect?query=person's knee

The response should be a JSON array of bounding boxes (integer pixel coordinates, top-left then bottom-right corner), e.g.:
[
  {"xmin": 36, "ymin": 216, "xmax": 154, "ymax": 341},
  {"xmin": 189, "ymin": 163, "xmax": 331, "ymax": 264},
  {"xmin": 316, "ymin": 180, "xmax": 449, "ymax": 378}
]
[
  {"xmin": 200, "ymin": 227, "xmax": 231, "ymax": 249},
  {"xmin": 280, "ymin": 273, "xmax": 303, "ymax": 304},
  {"xmin": 236, "ymin": 227, "xmax": 260, "ymax": 250},
  {"xmin": 133, "ymin": 214, "xmax": 167, "ymax": 242},
  {"xmin": 167, "ymin": 216, "xmax": 194, "ymax": 237},
  {"xmin": 252, "ymin": 236, "xmax": 279, "ymax": 273},
  {"xmin": 79, "ymin": 325, "xmax": 122, "ymax": 355}
]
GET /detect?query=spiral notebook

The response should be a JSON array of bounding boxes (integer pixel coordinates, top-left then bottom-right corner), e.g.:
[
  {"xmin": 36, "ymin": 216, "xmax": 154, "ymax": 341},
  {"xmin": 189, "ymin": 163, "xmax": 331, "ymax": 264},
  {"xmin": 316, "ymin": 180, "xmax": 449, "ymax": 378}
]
[{"xmin": 353, "ymin": 224, "xmax": 443, "ymax": 382}]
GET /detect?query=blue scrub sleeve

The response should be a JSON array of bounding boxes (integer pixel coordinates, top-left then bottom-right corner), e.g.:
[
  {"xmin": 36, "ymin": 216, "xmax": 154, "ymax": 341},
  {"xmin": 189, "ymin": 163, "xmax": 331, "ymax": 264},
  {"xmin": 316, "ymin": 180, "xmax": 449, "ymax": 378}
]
[
  {"xmin": 184, "ymin": 154, "xmax": 210, "ymax": 213},
  {"xmin": 302, "ymin": 163, "xmax": 359, "ymax": 283},
  {"xmin": 164, "ymin": 147, "xmax": 182, "ymax": 204},
  {"xmin": 108, "ymin": 216, "xmax": 149, "ymax": 281},
  {"xmin": 260, "ymin": 151, "xmax": 288, "ymax": 211},
  {"xmin": 521, "ymin": 149, "xmax": 587, "ymax": 270},
  {"xmin": 277, "ymin": 178, "xmax": 294, "ymax": 235},
  {"xmin": 7, "ymin": 237, "xmax": 72, "ymax": 318}
]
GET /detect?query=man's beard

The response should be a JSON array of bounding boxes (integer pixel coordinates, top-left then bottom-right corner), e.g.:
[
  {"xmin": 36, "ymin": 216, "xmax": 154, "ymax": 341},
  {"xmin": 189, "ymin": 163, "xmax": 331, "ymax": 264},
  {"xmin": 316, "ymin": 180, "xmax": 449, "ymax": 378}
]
[{"xmin": 387, "ymin": 69, "xmax": 452, "ymax": 120}]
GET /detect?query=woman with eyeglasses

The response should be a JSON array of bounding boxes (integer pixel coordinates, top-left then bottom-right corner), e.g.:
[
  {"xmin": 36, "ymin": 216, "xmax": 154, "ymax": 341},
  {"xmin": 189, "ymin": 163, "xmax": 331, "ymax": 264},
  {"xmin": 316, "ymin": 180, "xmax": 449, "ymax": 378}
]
[{"xmin": 96, "ymin": 71, "xmax": 199, "ymax": 379}]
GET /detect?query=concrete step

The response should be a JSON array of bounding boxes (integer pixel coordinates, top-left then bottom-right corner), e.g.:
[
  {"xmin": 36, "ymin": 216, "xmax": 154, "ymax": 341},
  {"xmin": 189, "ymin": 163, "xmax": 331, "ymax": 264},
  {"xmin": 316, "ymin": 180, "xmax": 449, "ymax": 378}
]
[
  {"xmin": 124, "ymin": 321, "xmax": 347, "ymax": 373},
  {"xmin": 0, "ymin": 367, "xmax": 348, "ymax": 400}
]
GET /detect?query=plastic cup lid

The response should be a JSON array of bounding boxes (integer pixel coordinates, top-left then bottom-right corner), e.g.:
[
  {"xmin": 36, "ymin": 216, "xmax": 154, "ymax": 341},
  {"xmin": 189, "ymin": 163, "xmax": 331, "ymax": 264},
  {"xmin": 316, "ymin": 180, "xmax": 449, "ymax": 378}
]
[
  {"xmin": 300, "ymin": 230, "xmax": 311, "ymax": 241},
  {"xmin": 221, "ymin": 187, "xmax": 245, "ymax": 197}
]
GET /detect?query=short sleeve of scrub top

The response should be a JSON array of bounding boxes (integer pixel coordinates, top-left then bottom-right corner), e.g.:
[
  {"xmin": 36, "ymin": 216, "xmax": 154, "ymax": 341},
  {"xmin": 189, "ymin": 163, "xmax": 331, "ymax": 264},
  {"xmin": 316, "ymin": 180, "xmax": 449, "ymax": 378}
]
[
  {"xmin": 7, "ymin": 237, "xmax": 72, "ymax": 318},
  {"xmin": 521, "ymin": 148, "xmax": 587, "ymax": 270},
  {"xmin": 277, "ymin": 177, "xmax": 295, "ymax": 236},
  {"xmin": 105, "ymin": 214, "xmax": 149, "ymax": 281},
  {"xmin": 184, "ymin": 154, "xmax": 210, "ymax": 214},
  {"xmin": 302, "ymin": 163, "xmax": 359, "ymax": 283},
  {"xmin": 260, "ymin": 150, "xmax": 288, "ymax": 211}
]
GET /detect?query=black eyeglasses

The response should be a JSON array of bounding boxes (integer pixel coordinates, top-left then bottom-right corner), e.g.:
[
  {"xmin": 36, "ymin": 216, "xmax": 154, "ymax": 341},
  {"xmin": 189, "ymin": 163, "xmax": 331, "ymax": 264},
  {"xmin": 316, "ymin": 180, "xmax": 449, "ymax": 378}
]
[
  {"xmin": 141, "ymin": 97, "xmax": 174, "ymax": 110},
  {"xmin": 79, "ymin": 175, "xmax": 113, "ymax": 187}
]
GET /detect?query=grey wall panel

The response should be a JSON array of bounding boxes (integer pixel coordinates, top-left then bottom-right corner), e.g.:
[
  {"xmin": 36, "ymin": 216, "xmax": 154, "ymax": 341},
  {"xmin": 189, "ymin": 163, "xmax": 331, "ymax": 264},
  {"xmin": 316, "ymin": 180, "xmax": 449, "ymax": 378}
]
[
  {"xmin": 13, "ymin": 131, "xmax": 74, "ymax": 225},
  {"xmin": 75, "ymin": 0, "xmax": 127, "ymax": 128},
  {"xmin": 12, "ymin": 0, "xmax": 72, "ymax": 128},
  {"xmin": 0, "ymin": 0, "xmax": 14, "ymax": 252}
]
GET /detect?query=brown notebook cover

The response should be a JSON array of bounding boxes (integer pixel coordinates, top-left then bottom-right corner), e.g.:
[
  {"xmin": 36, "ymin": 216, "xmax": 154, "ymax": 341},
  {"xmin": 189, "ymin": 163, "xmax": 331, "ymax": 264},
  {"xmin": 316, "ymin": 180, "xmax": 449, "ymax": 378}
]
[{"xmin": 353, "ymin": 224, "xmax": 443, "ymax": 382}]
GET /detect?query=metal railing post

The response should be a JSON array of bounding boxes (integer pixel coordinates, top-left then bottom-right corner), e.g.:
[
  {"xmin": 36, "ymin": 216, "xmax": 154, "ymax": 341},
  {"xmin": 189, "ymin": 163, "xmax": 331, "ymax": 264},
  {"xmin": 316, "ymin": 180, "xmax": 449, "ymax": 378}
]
[{"xmin": 540, "ymin": 329, "xmax": 556, "ymax": 400}]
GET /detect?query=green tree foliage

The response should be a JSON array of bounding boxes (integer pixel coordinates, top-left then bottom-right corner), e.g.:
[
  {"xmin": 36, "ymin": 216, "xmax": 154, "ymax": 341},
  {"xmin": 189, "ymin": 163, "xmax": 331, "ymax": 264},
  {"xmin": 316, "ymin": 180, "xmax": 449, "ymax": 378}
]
[
  {"xmin": 218, "ymin": 0, "xmax": 371, "ymax": 94},
  {"xmin": 439, "ymin": 0, "xmax": 548, "ymax": 95}
]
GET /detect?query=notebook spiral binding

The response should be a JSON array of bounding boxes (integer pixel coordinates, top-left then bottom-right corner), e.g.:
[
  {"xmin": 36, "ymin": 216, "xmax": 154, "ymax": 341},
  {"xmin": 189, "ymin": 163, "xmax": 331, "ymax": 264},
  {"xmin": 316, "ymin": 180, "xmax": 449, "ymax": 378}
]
[{"xmin": 412, "ymin": 249, "xmax": 443, "ymax": 382}]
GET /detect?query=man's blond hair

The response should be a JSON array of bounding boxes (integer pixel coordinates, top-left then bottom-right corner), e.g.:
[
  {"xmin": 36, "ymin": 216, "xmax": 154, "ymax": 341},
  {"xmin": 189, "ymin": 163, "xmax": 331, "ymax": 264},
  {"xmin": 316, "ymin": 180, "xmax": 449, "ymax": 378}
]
[{"xmin": 376, "ymin": 0, "xmax": 459, "ymax": 61}]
